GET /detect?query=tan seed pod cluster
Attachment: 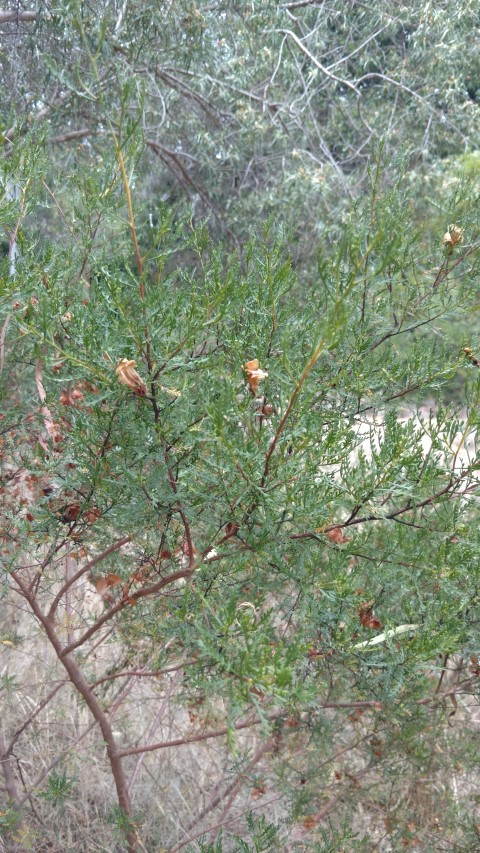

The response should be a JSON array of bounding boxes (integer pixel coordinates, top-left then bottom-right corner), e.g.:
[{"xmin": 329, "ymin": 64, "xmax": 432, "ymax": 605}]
[
  {"xmin": 244, "ymin": 358, "xmax": 268, "ymax": 394},
  {"xmin": 115, "ymin": 359, "xmax": 148, "ymax": 396},
  {"xmin": 442, "ymin": 224, "xmax": 462, "ymax": 247},
  {"xmin": 463, "ymin": 347, "xmax": 480, "ymax": 367}
]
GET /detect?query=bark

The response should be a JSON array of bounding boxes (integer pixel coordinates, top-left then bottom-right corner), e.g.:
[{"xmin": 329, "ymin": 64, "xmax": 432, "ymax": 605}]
[
  {"xmin": 0, "ymin": 11, "xmax": 36, "ymax": 23},
  {"xmin": 12, "ymin": 573, "xmax": 139, "ymax": 852}
]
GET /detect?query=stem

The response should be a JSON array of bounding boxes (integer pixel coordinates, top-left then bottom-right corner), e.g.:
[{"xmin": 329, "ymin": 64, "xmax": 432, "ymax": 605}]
[
  {"xmin": 48, "ymin": 535, "xmax": 132, "ymax": 620},
  {"xmin": 260, "ymin": 339, "xmax": 324, "ymax": 489},
  {"xmin": 61, "ymin": 565, "xmax": 195, "ymax": 656},
  {"xmin": 116, "ymin": 147, "xmax": 143, "ymax": 285},
  {"xmin": 12, "ymin": 572, "xmax": 138, "ymax": 852},
  {"xmin": 0, "ymin": 733, "xmax": 29, "ymax": 848},
  {"xmin": 361, "ymin": 154, "xmax": 381, "ymax": 323},
  {"xmin": 170, "ymin": 738, "xmax": 274, "ymax": 852}
]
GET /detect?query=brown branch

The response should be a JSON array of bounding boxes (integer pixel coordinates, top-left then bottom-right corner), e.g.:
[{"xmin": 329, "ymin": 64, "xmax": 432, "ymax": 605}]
[
  {"xmin": 42, "ymin": 180, "xmax": 81, "ymax": 247},
  {"xmin": 0, "ymin": 10, "xmax": 36, "ymax": 23},
  {"xmin": 49, "ymin": 128, "xmax": 92, "ymax": 144},
  {"xmin": 146, "ymin": 139, "xmax": 225, "ymax": 225},
  {"xmin": 127, "ymin": 671, "xmax": 182, "ymax": 798},
  {"xmin": 16, "ymin": 672, "xmax": 131, "ymax": 809},
  {"xmin": 0, "ymin": 314, "xmax": 10, "ymax": 373},
  {"xmin": 0, "ymin": 732, "xmax": 29, "ymax": 845},
  {"xmin": 3, "ymin": 681, "xmax": 66, "ymax": 757},
  {"xmin": 18, "ymin": 719, "xmax": 97, "ymax": 807},
  {"xmin": 291, "ymin": 466, "xmax": 478, "ymax": 541},
  {"xmin": 11, "ymin": 571, "xmax": 137, "ymax": 852},
  {"xmin": 47, "ymin": 535, "xmax": 132, "ymax": 620},
  {"xmin": 116, "ymin": 146, "xmax": 143, "ymax": 283},
  {"xmin": 119, "ymin": 712, "xmax": 285, "ymax": 757},
  {"xmin": 170, "ymin": 738, "xmax": 275, "ymax": 853},
  {"xmin": 171, "ymin": 794, "xmax": 283, "ymax": 853},
  {"xmin": 60, "ymin": 565, "xmax": 194, "ymax": 656},
  {"xmin": 89, "ymin": 658, "xmax": 196, "ymax": 688},
  {"xmin": 35, "ymin": 358, "xmax": 59, "ymax": 442},
  {"xmin": 6, "ymin": 178, "xmax": 28, "ymax": 273},
  {"xmin": 119, "ymin": 700, "xmax": 379, "ymax": 758},
  {"xmin": 164, "ymin": 447, "xmax": 196, "ymax": 568}
]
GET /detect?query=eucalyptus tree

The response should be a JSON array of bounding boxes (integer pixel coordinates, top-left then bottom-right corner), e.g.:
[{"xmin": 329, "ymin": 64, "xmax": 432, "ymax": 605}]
[{"xmin": 2, "ymin": 0, "xmax": 480, "ymax": 259}]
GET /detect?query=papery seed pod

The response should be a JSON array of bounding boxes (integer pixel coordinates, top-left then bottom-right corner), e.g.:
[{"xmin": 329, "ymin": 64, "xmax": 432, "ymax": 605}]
[
  {"xmin": 115, "ymin": 359, "xmax": 148, "ymax": 396},
  {"xmin": 442, "ymin": 224, "xmax": 462, "ymax": 248},
  {"xmin": 61, "ymin": 503, "xmax": 80, "ymax": 523},
  {"xmin": 244, "ymin": 358, "xmax": 268, "ymax": 394},
  {"xmin": 463, "ymin": 347, "xmax": 480, "ymax": 367}
]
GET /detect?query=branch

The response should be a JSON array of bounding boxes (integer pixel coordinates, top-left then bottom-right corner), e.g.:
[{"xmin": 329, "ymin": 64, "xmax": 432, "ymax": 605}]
[
  {"xmin": 0, "ymin": 314, "xmax": 10, "ymax": 373},
  {"xmin": 127, "ymin": 671, "xmax": 181, "ymax": 797},
  {"xmin": 3, "ymin": 681, "xmax": 66, "ymax": 757},
  {"xmin": 119, "ymin": 712, "xmax": 285, "ymax": 757},
  {"xmin": 47, "ymin": 535, "xmax": 132, "ymax": 620},
  {"xmin": 89, "ymin": 659, "xmax": 196, "ymax": 688},
  {"xmin": 0, "ymin": 11, "xmax": 36, "ymax": 23},
  {"xmin": 291, "ymin": 465, "xmax": 479, "ymax": 541},
  {"xmin": 48, "ymin": 128, "xmax": 92, "ymax": 144},
  {"xmin": 170, "ymin": 738, "xmax": 275, "ymax": 853},
  {"xmin": 146, "ymin": 139, "xmax": 225, "ymax": 225},
  {"xmin": 353, "ymin": 72, "xmax": 469, "ymax": 143},
  {"xmin": 11, "ymin": 570, "xmax": 136, "ymax": 851},
  {"xmin": 0, "ymin": 733, "xmax": 29, "ymax": 842},
  {"xmin": 260, "ymin": 339, "xmax": 324, "ymax": 488},
  {"xmin": 119, "ymin": 701, "xmax": 379, "ymax": 758},
  {"xmin": 277, "ymin": 29, "xmax": 360, "ymax": 95},
  {"xmin": 281, "ymin": 0, "xmax": 320, "ymax": 8},
  {"xmin": 116, "ymin": 146, "xmax": 143, "ymax": 283},
  {"xmin": 60, "ymin": 565, "xmax": 195, "ymax": 656},
  {"xmin": 35, "ymin": 358, "xmax": 59, "ymax": 443}
]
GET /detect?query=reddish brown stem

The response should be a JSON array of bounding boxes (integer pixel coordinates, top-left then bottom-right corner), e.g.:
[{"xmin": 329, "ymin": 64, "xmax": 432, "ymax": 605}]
[
  {"xmin": 170, "ymin": 738, "xmax": 275, "ymax": 852},
  {"xmin": 48, "ymin": 535, "xmax": 132, "ymax": 620},
  {"xmin": 60, "ymin": 565, "xmax": 194, "ymax": 656},
  {"xmin": 11, "ymin": 572, "xmax": 138, "ymax": 852},
  {"xmin": 291, "ymin": 466, "xmax": 476, "ymax": 541}
]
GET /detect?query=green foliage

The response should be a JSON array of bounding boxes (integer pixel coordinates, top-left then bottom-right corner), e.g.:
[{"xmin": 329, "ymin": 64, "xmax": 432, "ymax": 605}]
[
  {"xmin": 2, "ymin": 132, "xmax": 480, "ymax": 847},
  {"xmin": 107, "ymin": 804, "xmax": 141, "ymax": 843},
  {"xmin": 39, "ymin": 769, "xmax": 76, "ymax": 808},
  {"xmin": 195, "ymin": 814, "xmax": 280, "ymax": 853},
  {"xmin": 1, "ymin": 2, "xmax": 480, "ymax": 850}
]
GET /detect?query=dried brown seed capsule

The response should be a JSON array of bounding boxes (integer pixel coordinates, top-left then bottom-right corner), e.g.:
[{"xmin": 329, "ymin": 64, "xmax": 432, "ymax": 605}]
[{"xmin": 115, "ymin": 359, "xmax": 148, "ymax": 396}]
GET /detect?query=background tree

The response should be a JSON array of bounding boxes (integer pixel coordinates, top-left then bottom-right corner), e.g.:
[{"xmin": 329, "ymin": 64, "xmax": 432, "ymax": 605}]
[
  {"xmin": 3, "ymin": 0, "xmax": 480, "ymax": 258},
  {"xmin": 1, "ymin": 2, "xmax": 480, "ymax": 852}
]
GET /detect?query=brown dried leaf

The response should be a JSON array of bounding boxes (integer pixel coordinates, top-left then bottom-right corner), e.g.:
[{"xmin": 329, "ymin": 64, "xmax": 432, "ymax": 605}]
[
  {"xmin": 327, "ymin": 527, "xmax": 350, "ymax": 544},
  {"xmin": 359, "ymin": 602, "xmax": 383, "ymax": 630},
  {"xmin": 251, "ymin": 784, "xmax": 267, "ymax": 799},
  {"xmin": 61, "ymin": 503, "xmax": 81, "ymax": 523},
  {"xmin": 86, "ymin": 507, "xmax": 101, "ymax": 523},
  {"xmin": 95, "ymin": 577, "xmax": 109, "ymax": 595}
]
